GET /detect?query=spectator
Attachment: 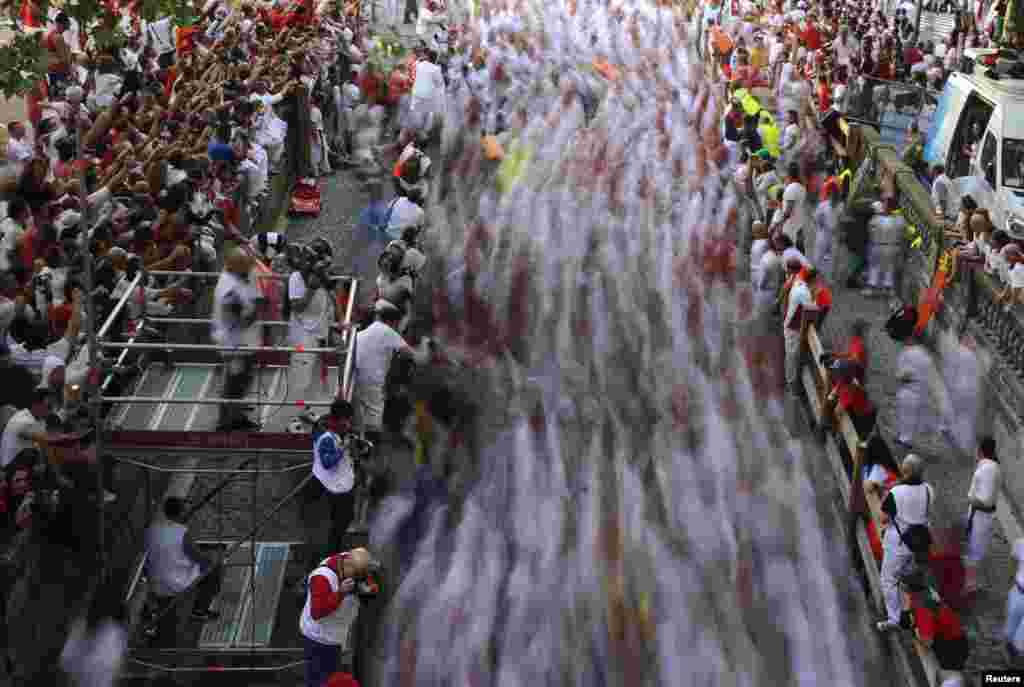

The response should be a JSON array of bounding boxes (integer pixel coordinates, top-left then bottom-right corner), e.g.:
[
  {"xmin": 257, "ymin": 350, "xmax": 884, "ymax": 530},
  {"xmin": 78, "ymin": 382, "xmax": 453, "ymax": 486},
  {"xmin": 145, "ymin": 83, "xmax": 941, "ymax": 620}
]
[
  {"xmin": 144, "ymin": 497, "xmax": 223, "ymax": 623},
  {"xmin": 878, "ymin": 454, "xmax": 934, "ymax": 632},
  {"xmin": 5, "ymin": 123, "xmax": 33, "ymax": 164},
  {"xmin": 352, "ymin": 301, "xmax": 430, "ymax": 439},
  {"xmin": 0, "ymin": 388, "xmax": 61, "ymax": 468},
  {"xmin": 931, "ymin": 164, "xmax": 953, "ymax": 221}
]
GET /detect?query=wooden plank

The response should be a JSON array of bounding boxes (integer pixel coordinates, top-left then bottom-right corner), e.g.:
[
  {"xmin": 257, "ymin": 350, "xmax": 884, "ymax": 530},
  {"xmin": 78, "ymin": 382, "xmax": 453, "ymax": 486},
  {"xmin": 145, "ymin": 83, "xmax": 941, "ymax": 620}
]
[{"xmin": 802, "ymin": 367, "xmax": 824, "ymax": 425}]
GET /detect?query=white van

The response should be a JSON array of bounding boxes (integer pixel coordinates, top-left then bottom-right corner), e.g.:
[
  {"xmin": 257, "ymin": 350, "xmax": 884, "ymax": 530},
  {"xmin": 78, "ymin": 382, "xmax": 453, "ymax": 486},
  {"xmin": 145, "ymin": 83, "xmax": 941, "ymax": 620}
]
[{"xmin": 924, "ymin": 50, "xmax": 1024, "ymax": 238}]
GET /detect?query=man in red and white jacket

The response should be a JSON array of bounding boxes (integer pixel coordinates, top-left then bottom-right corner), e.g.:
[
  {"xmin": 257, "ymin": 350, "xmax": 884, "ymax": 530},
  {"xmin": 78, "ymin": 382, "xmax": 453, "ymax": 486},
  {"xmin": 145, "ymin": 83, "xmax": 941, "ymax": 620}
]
[{"xmin": 300, "ymin": 547, "xmax": 378, "ymax": 687}]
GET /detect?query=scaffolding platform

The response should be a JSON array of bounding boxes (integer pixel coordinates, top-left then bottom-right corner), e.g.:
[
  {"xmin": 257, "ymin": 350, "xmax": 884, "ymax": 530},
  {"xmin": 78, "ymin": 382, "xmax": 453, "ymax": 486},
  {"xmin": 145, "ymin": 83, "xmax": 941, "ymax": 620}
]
[{"xmin": 105, "ymin": 360, "xmax": 342, "ymax": 451}]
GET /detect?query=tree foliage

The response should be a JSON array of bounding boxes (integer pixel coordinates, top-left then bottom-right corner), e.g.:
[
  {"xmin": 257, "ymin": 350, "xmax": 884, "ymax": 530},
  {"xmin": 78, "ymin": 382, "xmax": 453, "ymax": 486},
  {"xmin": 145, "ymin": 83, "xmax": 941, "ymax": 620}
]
[{"xmin": 0, "ymin": 0, "xmax": 199, "ymax": 99}]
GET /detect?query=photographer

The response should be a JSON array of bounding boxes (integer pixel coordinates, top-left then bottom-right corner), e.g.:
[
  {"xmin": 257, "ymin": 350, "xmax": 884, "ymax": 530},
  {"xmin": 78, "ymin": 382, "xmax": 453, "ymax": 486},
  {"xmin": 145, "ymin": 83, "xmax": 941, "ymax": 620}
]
[
  {"xmin": 288, "ymin": 240, "xmax": 335, "ymax": 420},
  {"xmin": 375, "ymin": 240, "xmax": 425, "ymax": 334},
  {"xmin": 301, "ymin": 399, "xmax": 357, "ymax": 574},
  {"xmin": 211, "ymin": 253, "xmax": 264, "ymax": 432},
  {"xmin": 299, "ymin": 546, "xmax": 378, "ymax": 687}
]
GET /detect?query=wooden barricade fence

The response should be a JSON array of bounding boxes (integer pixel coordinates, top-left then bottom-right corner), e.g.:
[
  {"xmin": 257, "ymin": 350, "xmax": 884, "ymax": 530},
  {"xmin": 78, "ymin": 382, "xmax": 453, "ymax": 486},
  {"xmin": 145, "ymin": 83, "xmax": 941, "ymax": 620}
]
[{"xmin": 796, "ymin": 315, "xmax": 941, "ymax": 687}]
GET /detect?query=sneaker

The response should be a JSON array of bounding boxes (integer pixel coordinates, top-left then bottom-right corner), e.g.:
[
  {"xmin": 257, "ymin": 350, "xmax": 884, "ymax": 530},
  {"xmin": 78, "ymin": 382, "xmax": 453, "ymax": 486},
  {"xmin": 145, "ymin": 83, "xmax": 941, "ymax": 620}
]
[
  {"xmin": 875, "ymin": 620, "xmax": 900, "ymax": 632},
  {"xmin": 191, "ymin": 609, "xmax": 221, "ymax": 622},
  {"xmin": 103, "ymin": 490, "xmax": 117, "ymax": 504}
]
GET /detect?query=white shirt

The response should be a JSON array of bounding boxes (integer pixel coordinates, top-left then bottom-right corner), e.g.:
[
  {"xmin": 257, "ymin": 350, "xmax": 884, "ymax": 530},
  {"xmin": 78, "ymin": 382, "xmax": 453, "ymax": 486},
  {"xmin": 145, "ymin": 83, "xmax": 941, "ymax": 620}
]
[
  {"xmin": 6, "ymin": 137, "xmax": 32, "ymax": 163},
  {"xmin": 781, "ymin": 181, "xmax": 809, "ymax": 241},
  {"xmin": 782, "ymin": 246, "xmax": 811, "ymax": 269},
  {"xmin": 888, "ymin": 482, "xmax": 934, "ymax": 531},
  {"xmin": 784, "ymin": 278, "xmax": 815, "ymax": 330},
  {"xmin": 1010, "ymin": 263, "xmax": 1024, "ymax": 290},
  {"xmin": 0, "ymin": 409, "xmax": 42, "ymax": 468},
  {"xmin": 287, "ymin": 271, "xmax": 331, "ymax": 344},
  {"xmin": 211, "ymin": 271, "xmax": 262, "ymax": 349},
  {"xmin": 354, "ymin": 320, "xmax": 406, "ymax": 388},
  {"xmin": 145, "ymin": 520, "xmax": 201, "ymax": 595},
  {"xmin": 968, "ymin": 458, "xmax": 1001, "ymax": 510},
  {"xmin": 312, "ymin": 430, "xmax": 355, "ymax": 494},
  {"xmin": 299, "ymin": 562, "xmax": 359, "ymax": 646},
  {"xmin": 0, "ymin": 218, "xmax": 26, "ymax": 273},
  {"xmin": 932, "ymin": 173, "xmax": 952, "ymax": 217},
  {"xmin": 60, "ymin": 618, "xmax": 126, "ymax": 687}
]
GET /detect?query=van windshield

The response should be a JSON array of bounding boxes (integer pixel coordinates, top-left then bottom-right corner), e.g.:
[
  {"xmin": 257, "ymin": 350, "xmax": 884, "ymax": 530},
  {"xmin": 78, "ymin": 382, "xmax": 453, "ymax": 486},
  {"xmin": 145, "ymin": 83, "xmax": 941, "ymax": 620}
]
[{"xmin": 1004, "ymin": 138, "xmax": 1024, "ymax": 189}]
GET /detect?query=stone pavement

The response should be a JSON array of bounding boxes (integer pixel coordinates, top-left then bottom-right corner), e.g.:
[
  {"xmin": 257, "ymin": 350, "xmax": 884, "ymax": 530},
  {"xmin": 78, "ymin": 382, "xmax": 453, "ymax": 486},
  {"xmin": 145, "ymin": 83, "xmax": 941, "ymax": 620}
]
[{"xmin": 809, "ymin": 222, "xmax": 1017, "ymax": 673}]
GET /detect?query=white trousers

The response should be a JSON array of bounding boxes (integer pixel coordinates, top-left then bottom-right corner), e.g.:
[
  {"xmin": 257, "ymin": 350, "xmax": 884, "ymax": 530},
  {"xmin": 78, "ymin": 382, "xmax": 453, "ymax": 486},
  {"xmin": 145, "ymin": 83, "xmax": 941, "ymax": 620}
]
[
  {"xmin": 895, "ymin": 386, "xmax": 927, "ymax": 444},
  {"xmin": 813, "ymin": 226, "xmax": 833, "ymax": 281},
  {"xmin": 880, "ymin": 527, "xmax": 916, "ymax": 623},
  {"xmin": 288, "ymin": 330, "xmax": 327, "ymax": 402},
  {"xmin": 866, "ymin": 243, "xmax": 902, "ymax": 290},
  {"xmin": 965, "ymin": 507, "xmax": 995, "ymax": 565},
  {"xmin": 354, "ymin": 381, "xmax": 386, "ymax": 432},
  {"xmin": 783, "ymin": 329, "xmax": 801, "ymax": 388}
]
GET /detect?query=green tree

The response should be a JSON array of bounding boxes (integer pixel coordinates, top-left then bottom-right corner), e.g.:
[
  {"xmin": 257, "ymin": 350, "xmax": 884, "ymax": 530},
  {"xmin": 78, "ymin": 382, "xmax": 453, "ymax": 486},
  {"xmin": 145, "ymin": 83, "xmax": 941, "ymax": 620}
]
[{"xmin": 0, "ymin": 0, "xmax": 197, "ymax": 99}]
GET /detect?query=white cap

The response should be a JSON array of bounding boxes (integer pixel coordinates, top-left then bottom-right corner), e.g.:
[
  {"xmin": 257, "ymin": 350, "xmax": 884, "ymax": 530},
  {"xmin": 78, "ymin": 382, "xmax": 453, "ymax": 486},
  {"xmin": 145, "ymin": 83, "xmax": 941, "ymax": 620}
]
[{"xmin": 374, "ymin": 298, "xmax": 401, "ymax": 315}]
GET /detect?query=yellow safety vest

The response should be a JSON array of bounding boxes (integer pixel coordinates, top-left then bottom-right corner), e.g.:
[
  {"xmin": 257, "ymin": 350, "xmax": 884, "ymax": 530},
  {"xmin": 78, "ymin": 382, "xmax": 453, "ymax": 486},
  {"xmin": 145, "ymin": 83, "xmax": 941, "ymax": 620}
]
[{"xmin": 760, "ymin": 123, "xmax": 781, "ymax": 158}]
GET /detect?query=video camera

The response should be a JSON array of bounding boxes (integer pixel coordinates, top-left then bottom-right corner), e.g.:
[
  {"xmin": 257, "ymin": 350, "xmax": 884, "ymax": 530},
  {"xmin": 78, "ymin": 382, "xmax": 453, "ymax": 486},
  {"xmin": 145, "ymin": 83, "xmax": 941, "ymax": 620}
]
[{"xmin": 287, "ymin": 238, "xmax": 335, "ymax": 291}]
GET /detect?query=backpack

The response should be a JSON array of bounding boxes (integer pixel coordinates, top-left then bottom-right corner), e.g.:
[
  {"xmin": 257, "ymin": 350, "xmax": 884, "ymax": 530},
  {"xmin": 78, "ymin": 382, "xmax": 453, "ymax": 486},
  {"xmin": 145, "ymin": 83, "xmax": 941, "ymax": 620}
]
[{"xmin": 894, "ymin": 484, "xmax": 932, "ymax": 563}]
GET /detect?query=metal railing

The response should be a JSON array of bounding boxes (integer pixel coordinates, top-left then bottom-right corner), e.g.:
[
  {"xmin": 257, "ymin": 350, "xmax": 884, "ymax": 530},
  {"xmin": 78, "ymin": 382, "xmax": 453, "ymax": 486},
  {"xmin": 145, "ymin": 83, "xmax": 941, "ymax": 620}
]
[{"xmin": 94, "ymin": 268, "xmax": 360, "ymax": 413}]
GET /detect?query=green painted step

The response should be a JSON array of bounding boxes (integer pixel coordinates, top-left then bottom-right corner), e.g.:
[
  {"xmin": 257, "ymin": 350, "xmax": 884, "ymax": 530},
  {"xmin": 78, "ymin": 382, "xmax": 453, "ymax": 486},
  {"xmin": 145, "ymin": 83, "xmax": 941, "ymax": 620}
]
[
  {"xmin": 158, "ymin": 366, "xmax": 213, "ymax": 431},
  {"xmin": 198, "ymin": 543, "xmax": 291, "ymax": 649}
]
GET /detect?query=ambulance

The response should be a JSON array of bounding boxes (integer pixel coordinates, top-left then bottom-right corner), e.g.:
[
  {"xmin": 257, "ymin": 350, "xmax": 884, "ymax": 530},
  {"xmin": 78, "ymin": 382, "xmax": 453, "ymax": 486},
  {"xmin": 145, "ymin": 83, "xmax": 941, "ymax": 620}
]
[{"xmin": 924, "ymin": 48, "xmax": 1024, "ymax": 238}]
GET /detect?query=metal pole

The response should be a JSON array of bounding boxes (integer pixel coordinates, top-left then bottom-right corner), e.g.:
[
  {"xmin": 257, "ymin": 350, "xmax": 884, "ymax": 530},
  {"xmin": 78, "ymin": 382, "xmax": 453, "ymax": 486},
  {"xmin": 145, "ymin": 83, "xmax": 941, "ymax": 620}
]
[
  {"xmin": 78, "ymin": 121, "xmax": 106, "ymax": 586},
  {"xmin": 182, "ymin": 458, "xmax": 256, "ymax": 522},
  {"xmin": 99, "ymin": 341, "xmax": 343, "ymax": 354},
  {"xmin": 145, "ymin": 271, "xmax": 353, "ymax": 282},
  {"xmin": 100, "ymin": 317, "xmax": 147, "ymax": 394},
  {"xmin": 339, "ymin": 279, "xmax": 358, "ymax": 401},
  {"xmin": 914, "ymin": 0, "xmax": 923, "ymax": 43},
  {"xmin": 144, "ymin": 318, "xmax": 294, "ymax": 327},
  {"xmin": 343, "ymin": 324, "xmax": 357, "ymax": 402},
  {"xmin": 102, "ymin": 396, "xmax": 341, "ymax": 406},
  {"xmin": 96, "ymin": 273, "xmax": 143, "ymax": 340}
]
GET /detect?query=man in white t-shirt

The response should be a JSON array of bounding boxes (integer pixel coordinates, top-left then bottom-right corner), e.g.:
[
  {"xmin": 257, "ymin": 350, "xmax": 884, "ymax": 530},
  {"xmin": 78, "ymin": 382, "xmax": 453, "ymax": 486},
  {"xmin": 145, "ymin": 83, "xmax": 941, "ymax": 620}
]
[
  {"xmin": 5, "ymin": 122, "xmax": 33, "ymax": 163},
  {"xmin": 288, "ymin": 262, "xmax": 334, "ymax": 419},
  {"xmin": 964, "ymin": 437, "xmax": 1002, "ymax": 593},
  {"xmin": 352, "ymin": 301, "xmax": 430, "ymax": 435},
  {"xmin": 877, "ymin": 454, "xmax": 934, "ymax": 632},
  {"xmin": 772, "ymin": 163, "xmax": 809, "ymax": 247},
  {"xmin": 0, "ymin": 389, "xmax": 52, "ymax": 468}
]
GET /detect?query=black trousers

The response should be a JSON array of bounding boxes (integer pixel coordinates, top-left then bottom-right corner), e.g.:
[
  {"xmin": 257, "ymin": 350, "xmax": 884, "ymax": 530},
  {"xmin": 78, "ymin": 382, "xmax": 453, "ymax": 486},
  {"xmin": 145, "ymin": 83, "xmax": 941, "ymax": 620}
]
[
  {"xmin": 193, "ymin": 556, "xmax": 224, "ymax": 613},
  {"xmin": 219, "ymin": 354, "xmax": 255, "ymax": 424},
  {"xmin": 301, "ymin": 477, "xmax": 355, "ymax": 571}
]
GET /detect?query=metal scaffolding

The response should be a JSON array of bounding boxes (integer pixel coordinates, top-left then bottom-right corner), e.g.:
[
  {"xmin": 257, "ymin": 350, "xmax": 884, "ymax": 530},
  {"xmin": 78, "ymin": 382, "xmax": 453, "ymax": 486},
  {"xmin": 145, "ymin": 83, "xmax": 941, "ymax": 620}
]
[{"xmin": 86, "ymin": 263, "xmax": 362, "ymax": 670}]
